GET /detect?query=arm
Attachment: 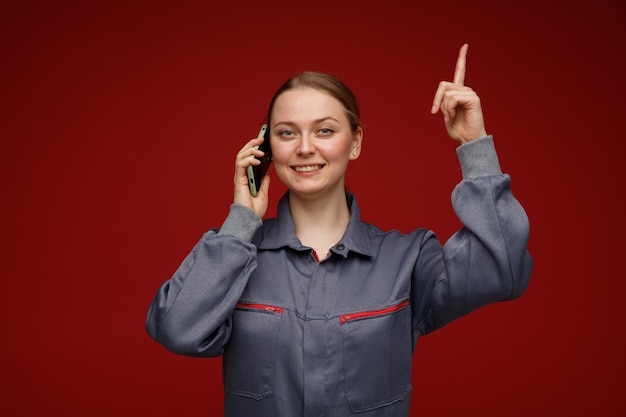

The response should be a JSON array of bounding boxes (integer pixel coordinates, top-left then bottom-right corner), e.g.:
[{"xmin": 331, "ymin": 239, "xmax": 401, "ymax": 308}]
[
  {"xmin": 145, "ymin": 132, "xmax": 273, "ymax": 356},
  {"xmin": 412, "ymin": 137, "xmax": 533, "ymax": 335},
  {"xmin": 412, "ymin": 45, "xmax": 533, "ymax": 335},
  {"xmin": 145, "ymin": 204, "xmax": 262, "ymax": 357}
]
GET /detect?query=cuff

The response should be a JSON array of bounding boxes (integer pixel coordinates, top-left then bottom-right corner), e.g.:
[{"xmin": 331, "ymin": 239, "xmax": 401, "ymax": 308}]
[
  {"xmin": 217, "ymin": 204, "xmax": 263, "ymax": 242},
  {"xmin": 456, "ymin": 135, "xmax": 502, "ymax": 179}
]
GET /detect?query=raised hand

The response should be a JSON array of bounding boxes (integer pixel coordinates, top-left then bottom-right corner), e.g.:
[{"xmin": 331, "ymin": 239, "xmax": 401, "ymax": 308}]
[
  {"xmin": 431, "ymin": 44, "xmax": 487, "ymax": 144},
  {"xmin": 233, "ymin": 136, "xmax": 271, "ymax": 218}
]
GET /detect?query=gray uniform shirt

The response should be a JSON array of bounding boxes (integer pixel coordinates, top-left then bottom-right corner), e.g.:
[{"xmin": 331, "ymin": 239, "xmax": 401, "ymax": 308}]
[{"xmin": 146, "ymin": 136, "xmax": 533, "ymax": 417}]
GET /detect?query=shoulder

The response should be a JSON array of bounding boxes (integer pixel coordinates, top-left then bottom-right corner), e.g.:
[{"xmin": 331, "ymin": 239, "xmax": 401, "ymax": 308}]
[{"xmin": 360, "ymin": 220, "xmax": 435, "ymax": 248}]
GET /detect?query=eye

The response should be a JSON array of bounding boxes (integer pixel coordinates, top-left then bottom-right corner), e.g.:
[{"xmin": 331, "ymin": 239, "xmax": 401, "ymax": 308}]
[
  {"xmin": 318, "ymin": 128, "xmax": 334, "ymax": 136},
  {"xmin": 279, "ymin": 130, "xmax": 295, "ymax": 138}
]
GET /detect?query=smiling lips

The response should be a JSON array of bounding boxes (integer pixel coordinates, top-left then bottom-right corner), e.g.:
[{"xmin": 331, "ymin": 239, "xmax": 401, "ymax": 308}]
[{"xmin": 293, "ymin": 165, "xmax": 324, "ymax": 173}]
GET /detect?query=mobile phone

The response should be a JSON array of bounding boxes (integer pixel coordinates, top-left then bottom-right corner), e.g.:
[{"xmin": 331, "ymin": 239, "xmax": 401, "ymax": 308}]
[{"xmin": 246, "ymin": 124, "xmax": 272, "ymax": 196}]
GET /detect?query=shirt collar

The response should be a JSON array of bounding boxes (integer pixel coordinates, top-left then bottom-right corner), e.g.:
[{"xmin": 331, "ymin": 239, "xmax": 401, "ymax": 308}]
[{"xmin": 257, "ymin": 191, "xmax": 376, "ymax": 258}]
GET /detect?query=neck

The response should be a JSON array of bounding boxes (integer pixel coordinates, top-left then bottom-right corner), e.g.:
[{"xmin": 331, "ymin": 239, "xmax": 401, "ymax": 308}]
[{"xmin": 289, "ymin": 188, "xmax": 351, "ymax": 257}]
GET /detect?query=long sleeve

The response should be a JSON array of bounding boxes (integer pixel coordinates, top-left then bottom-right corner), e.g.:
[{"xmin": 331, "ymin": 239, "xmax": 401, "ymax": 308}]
[
  {"xmin": 413, "ymin": 136, "xmax": 533, "ymax": 335},
  {"xmin": 145, "ymin": 204, "xmax": 262, "ymax": 357}
]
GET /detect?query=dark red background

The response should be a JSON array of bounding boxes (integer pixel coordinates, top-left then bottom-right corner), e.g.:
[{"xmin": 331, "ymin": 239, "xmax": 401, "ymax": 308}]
[{"xmin": 2, "ymin": 1, "xmax": 624, "ymax": 416}]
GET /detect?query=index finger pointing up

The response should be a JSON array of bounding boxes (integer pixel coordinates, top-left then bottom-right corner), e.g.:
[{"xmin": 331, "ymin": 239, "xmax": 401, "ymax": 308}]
[{"xmin": 453, "ymin": 43, "xmax": 469, "ymax": 86}]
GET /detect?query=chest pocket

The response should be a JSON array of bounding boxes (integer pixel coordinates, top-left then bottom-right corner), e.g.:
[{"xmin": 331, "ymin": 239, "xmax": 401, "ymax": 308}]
[
  {"xmin": 224, "ymin": 303, "xmax": 284, "ymax": 400},
  {"xmin": 340, "ymin": 301, "xmax": 413, "ymax": 412}
]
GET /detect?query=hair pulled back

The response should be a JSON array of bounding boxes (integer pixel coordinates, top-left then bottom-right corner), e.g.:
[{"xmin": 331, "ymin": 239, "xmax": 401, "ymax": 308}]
[{"xmin": 265, "ymin": 71, "xmax": 361, "ymax": 133}]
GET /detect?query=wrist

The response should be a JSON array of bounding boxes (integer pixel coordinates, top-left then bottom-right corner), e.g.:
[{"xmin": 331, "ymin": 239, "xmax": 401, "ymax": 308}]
[{"xmin": 217, "ymin": 204, "xmax": 263, "ymax": 242}]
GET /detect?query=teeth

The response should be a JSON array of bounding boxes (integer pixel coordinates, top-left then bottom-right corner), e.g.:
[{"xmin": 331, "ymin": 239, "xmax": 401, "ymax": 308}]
[{"xmin": 294, "ymin": 165, "xmax": 322, "ymax": 172}]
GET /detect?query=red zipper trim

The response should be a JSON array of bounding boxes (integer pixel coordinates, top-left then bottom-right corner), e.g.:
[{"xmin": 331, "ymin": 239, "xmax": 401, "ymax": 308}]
[
  {"xmin": 236, "ymin": 302, "xmax": 284, "ymax": 314},
  {"xmin": 340, "ymin": 301, "xmax": 409, "ymax": 324}
]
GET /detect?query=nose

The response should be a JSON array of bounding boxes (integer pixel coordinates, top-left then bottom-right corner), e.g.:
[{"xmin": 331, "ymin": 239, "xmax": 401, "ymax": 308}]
[{"xmin": 296, "ymin": 133, "xmax": 315, "ymax": 156}]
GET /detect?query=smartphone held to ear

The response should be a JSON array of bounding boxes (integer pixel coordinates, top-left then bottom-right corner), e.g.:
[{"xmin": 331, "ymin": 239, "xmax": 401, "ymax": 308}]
[{"xmin": 247, "ymin": 124, "xmax": 272, "ymax": 196}]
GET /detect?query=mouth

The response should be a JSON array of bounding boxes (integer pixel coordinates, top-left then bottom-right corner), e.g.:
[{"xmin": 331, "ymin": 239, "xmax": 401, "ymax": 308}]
[{"xmin": 292, "ymin": 165, "xmax": 324, "ymax": 173}]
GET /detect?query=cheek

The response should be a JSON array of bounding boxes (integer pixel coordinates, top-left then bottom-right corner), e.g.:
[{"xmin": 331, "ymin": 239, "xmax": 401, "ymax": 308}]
[
  {"xmin": 270, "ymin": 143, "xmax": 291, "ymax": 165},
  {"xmin": 327, "ymin": 140, "xmax": 354, "ymax": 161}
]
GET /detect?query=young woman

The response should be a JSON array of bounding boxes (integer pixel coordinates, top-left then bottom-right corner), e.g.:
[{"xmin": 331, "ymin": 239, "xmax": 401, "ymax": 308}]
[{"xmin": 146, "ymin": 45, "xmax": 533, "ymax": 417}]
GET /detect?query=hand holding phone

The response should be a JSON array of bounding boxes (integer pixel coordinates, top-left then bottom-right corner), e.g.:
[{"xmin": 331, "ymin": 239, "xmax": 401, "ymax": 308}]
[{"xmin": 246, "ymin": 124, "xmax": 272, "ymax": 196}]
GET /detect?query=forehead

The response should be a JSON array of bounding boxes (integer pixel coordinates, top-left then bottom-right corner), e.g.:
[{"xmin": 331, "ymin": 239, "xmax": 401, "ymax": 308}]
[{"xmin": 272, "ymin": 88, "xmax": 347, "ymax": 124}]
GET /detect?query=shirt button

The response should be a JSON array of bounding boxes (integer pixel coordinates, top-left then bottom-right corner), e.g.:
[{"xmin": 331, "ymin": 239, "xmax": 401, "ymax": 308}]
[{"xmin": 336, "ymin": 244, "xmax": 345, "ymax": 251}]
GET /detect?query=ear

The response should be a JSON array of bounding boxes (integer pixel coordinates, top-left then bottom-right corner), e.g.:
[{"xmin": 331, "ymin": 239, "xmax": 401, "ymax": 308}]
[{"xmin": 349, "ymin": 127, "xmax": 363, "ymax": 160}]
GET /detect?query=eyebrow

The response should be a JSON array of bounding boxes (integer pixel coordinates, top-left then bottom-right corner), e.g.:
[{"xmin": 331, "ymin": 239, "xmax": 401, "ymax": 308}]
[{"xmin": 273, "ymin": 117, "xmax": 340, "ymax": 128}]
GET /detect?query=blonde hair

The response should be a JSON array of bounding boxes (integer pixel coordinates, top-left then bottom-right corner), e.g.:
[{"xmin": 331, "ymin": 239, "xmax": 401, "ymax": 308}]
[{"xmin": 266, "ymin": 71, "xmax": 361, "ymax": 133}]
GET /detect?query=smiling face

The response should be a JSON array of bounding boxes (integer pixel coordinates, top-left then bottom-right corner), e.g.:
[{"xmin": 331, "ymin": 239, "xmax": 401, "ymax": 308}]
[{"xmin": 269, "ymin": 87, "xmax": 362, "ymax": 199}]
